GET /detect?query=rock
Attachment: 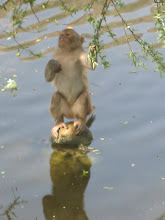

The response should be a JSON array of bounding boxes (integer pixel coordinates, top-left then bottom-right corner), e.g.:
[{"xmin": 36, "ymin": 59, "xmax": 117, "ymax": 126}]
[{"xmin": 50, "ymin": 122, "xmax": 93, "ymax": 147}]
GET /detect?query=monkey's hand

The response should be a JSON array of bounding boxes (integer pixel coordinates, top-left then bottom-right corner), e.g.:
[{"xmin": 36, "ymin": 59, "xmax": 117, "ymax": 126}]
[
  {"xmin": 88, "ymin": 43, "xmax": 98, "ymax": 70},
  {"xmin": 74, "ymin": 119, "xmax": 86, "ymax": 135},
  {"xmin": 89, "ymin": 43, "xmax": 96, "ymax": 55},
  {"xmin": 48, "ymin": 59, "xmax": 62, "ymax": 73},
  {"xmin": 45, "ymin": 59, "xmax": 62, "ymax": 82},
  {"xmin": 51, "ymin": 122, "xmax": 68, "ymax": 139}
]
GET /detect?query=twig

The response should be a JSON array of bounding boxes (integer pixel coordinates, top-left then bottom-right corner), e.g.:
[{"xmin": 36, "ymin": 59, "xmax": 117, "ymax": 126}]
[
  {"xmin": 0, "ymin": 0, "xmax": 10, "ymax": 9},
  {"xmin": 154, "ymin": 0, "xmax": 164, "ymax": 4},
  {"xmin": 111, "ymin": 0, "xmax": 165, "ymax": 70},
  {"xmin": 96, "ymin": 0, "xmax": 111, "ymax": 35},
  {"xmin": 111, "ymin": 0, "xmax": 138, "ymax": 62},
  {"xmin": 31, "ymin": 6, "xmax": 40, "ymax": 23},
  {"xmin": 13, "ymin": 37, "xmax": 31, "ymax": 53}
]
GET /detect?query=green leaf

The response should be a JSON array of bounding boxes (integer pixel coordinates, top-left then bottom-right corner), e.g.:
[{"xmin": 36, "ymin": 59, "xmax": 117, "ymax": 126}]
[{"xmin": 82, "ymin": 170, "xmax": 89, "ymax": 177}]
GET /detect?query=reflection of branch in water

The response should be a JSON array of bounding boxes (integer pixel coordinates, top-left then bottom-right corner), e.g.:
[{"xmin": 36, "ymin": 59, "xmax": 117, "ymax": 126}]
[{"xmin": 0, "ymin": 190, "xmax": 27, "ymax": 220}]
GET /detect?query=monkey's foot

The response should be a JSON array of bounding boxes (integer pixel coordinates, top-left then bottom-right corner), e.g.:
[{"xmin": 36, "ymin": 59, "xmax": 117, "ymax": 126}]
[
  {"xmin": 51, "ymin": 123, "xmax": 68, "ymax": 139},
  {"xmin": 74, "ymin": 119, "xmax": 86, "ymax": 135}
]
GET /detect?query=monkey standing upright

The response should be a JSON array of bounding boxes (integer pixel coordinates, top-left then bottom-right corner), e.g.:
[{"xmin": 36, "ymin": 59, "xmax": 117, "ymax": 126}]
[{"xmin": 45, "ymin": 28, "xmax": 97, "ymax": 139}]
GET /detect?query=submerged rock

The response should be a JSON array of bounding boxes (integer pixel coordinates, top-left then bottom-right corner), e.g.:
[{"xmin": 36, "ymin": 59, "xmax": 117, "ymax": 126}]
[{"xmin": 50, "ymin": 122, "xmax": 93, "ymax": 147}]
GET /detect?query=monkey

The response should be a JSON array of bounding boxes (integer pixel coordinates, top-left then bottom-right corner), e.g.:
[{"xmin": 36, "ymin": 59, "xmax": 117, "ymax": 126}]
[{"xmin": 45, "ymin": 28, "xmax": 97, "ymax": 139}]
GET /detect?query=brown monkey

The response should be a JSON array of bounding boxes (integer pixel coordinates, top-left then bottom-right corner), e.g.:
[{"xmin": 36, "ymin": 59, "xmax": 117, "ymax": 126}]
[{"xmin": 45, "ymin": 28, "xmax": 97, "ymax": 139}]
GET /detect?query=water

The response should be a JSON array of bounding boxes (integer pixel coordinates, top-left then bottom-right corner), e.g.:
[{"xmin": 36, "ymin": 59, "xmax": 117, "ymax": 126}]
[{"xmin": 0, "ymin": 1, "xmax": 165, "ymax": 220}]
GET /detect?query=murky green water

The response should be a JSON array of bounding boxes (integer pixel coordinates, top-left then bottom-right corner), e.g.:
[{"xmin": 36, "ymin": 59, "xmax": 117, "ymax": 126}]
[{"xmin": 0, "ymin": 1, "xmax": 165, "ymax": 220}]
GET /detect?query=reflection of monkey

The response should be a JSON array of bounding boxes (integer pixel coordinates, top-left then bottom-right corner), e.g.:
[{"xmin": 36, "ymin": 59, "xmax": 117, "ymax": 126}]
[
  {"xmin": 157, "ymin": 212, "xmax": 165, "ymax": 220},
  {"xmin": 42, "ymin": 149, "xmax": 91, "ymax": 220},
  {"xmin": 45, "ymin": 29, "xmax": 97, "ymax": 139}
]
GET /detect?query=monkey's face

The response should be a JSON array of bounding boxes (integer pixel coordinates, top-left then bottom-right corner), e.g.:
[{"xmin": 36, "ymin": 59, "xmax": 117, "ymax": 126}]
[
  {"xmin": 59, "ymin": 30, "xmax": 73, "ymax": 45},
  {"xmin": 59, "ymin": 29, "xmax": 84, "ymax": 51}
]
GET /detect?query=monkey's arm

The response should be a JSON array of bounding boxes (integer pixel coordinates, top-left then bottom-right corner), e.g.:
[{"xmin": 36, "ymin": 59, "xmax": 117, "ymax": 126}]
[
  {"xmin": 80, "ymin": 51, "xmax": 97, "ymax": 70},
  {"xmin": 45, "ymin": 59, "xmax": 62, "ymax": 82}
]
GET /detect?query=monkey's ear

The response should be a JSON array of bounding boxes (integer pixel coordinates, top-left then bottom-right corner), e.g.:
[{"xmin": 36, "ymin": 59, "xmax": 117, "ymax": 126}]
[{"xmin": 81, "ymin": 37, "xmax": 84, "ymax": 44}]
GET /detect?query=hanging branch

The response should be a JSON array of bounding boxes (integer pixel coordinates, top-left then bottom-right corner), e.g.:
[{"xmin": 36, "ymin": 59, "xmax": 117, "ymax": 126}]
[
  {"xmin": 111, "ymin": 0, "xmax": 165, "ymax": 75},
  {"xmin": 0, "ymin": 0, "xmax": 165, "ymax": 75},
  {"xmin": 87, "ymin": 0, "xmax": 112, "ymax": 69},
  {"xmin": 30, "ymin": 5, "xmax": 40, "ymax": 23},
  {"xmin": 154, "ymin": 0, "xmax": 164, "ymax": 4},
  {"xmin": 96, "ymin": 0, "xmax": 111, "ymax": 35}
]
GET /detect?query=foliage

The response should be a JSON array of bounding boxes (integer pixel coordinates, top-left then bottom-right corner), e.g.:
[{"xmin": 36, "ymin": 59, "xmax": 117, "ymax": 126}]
[
  {"xmin": 154, "ymin": 4, "xmax": 165, "ymax": 43},
  {"xmin": 82, "ymin": 169, "xmax": 89, "ymax": 177},
  {"xmin": 59, "ymin": 0, "xmax": 78, "ymax": 15},
  {"xmin": 1, "ymin": 79, "xmax": 18, "ymax": 92},
  {"xmin": 88, "ymin": 43, "xmax": 98, "ymax": 69},
  {"xmin": 0, "ymin": 0, "xmax": 165, "ymax": 75},
  {"xmin": 0, "ymin": 0, "xmax": 45, "ymax": 57},
  {"xmin": 0, "ymin": 189, "xmax": 27, "ymax": 220},
  {"xmin": 1, "ymin": 78, "xmax": 18, "ymax": 97}
]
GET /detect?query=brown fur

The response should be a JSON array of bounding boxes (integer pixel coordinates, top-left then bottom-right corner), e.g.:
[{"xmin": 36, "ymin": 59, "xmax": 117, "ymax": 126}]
[{"xmin": 45, "ymin": 29, "xmax": 96, "ymax": 138}]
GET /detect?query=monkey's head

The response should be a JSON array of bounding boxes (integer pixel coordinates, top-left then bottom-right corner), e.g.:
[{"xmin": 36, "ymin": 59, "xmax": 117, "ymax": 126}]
[{"xmin": 58, "ymin": 29, "xmax": 84, "ymax": 51}]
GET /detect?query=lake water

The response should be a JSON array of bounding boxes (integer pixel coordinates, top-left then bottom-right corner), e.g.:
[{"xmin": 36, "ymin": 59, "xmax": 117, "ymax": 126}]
[{"xmin": 0, "ymin": 0, "xmax": 165, "ymax": 220}]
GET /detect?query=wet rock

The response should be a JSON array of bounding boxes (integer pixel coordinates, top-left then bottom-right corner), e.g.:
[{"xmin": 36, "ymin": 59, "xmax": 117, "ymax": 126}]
[{"xmin": 50, "ymin": 122, "xmax": 93, "ymax": 147}]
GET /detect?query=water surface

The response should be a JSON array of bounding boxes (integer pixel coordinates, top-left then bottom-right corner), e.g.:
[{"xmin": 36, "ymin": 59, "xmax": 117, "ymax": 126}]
[{"xmin": 0, "ymin": 1, "xmax": 165, "ymax": 220}]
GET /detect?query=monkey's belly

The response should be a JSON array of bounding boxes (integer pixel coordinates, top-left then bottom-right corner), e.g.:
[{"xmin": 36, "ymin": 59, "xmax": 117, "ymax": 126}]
[{"xmin": 55, "ymin": 75, "xmax": 84, "ymax": 104}]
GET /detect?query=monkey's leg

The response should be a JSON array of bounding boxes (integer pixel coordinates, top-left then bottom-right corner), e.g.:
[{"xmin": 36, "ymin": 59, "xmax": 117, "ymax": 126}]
[
  {"xmin": 72, "ymin": 91, "xmax": 94, "ymax": 135},
  {"xmin": 50, "ymin": 92, "xmax": 69, "ymax": 138}
]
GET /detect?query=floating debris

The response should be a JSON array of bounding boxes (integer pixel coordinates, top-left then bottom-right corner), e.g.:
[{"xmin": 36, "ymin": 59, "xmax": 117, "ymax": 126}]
[
  {"xmin": 82, "ymin": 170, "xmax": 89, "ymax": 177},
  {"xmin": 88, "ymin": 147, "xmax": 95, "ymax": 150},
  {"xmin": 2, "ymin": 79, "xmax": 18, "ymax": 93},
  {"xmin": 36, "ymin": 39, "xmax": 41, "ymax": 42},
  {"xmin": 55, "ymin": 19, "xmax": 59, "ymax": 24},
  {"xmin": 130, "ymin": 70, "xmax": 137, "ymax": 73},
  {"xmin": 93, "ymin": 149, "xmax": 99, "ymax": 153},
  {"xmin": 16, "ymin": 52, "xmax": 20, "ymax": 56},
  {"xmin": 120, "ymin": 120, "xmax": 128, "ymax": 125},
  {"xmin": 92, "ymin": 149, "xmax": 101, "ymax": 155},
  {"xmin": 34, "ymin": 194, "xmax": 39, "ymax": 198},
  {"xmin": 17, "ymin": 157, "xmax": 23, "ymax": 160},
  {"xmin": 104, "ymin": 186, "xmax": 114, "ymax": 191}
]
